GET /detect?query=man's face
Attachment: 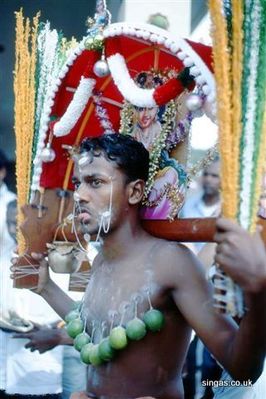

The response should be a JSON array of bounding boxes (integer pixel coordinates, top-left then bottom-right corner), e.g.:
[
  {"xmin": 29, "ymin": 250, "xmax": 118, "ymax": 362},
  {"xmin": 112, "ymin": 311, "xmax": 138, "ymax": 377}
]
[
  {"xmin": 135, "ymin": 107, "xmax": 158, "ymax": 129},
  {"xmin": 73, "ymin": 154, "xmax": 129, "ymax": 236},
  {"xmin": 202, "ymin": 161, "xmax": 220, "ymax": 196}
]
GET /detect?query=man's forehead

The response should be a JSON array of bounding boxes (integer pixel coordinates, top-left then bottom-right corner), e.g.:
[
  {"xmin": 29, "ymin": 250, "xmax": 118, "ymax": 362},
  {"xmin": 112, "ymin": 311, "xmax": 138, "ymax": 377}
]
[
  {"xmin": 73, "ymin": 153, "xmax": 119, "ymax": 178},
  {"xmin": 204, "ymin": 160, "xmax": 220, "ymax": 174}
]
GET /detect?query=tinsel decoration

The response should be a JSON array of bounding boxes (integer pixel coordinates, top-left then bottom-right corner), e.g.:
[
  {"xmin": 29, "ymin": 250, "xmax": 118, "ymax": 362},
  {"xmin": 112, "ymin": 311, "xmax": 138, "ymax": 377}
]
[
  {"xmin": 14, "ymin": 9, "xmax": 39, "ymax": 253},
  {"xmin": 187, "ymin": 144, "xmax": 219, "ymax": 181},
  {"xmin": 209, "ymin": 0, "xmax": 266, "ymax": 317}
]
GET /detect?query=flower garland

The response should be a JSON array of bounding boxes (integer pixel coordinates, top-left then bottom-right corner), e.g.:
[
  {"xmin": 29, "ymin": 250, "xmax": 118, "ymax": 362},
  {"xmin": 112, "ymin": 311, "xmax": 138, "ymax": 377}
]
[
  {"xmin": 32, "ymin": 24, "xmax": 61, "ymax": 189},
  {"xmin": 14, "ymin": 10, "xmax": 39, "ymax": 253},
  {"xmin": 107, "ymin": 50, "xmax": 195, "ymax": 108},
  {"xmin": 53, "ymin": 77, "xmax": 96, "ymax": 137},
  {"xmin": 165, "ymin": 111, "xmax": 193, "ymax": 151},
  {"xmin": 239, "ymin": 0, "xmax": 265, "ymax": 231},
  {"xmin": 187, "ymin": 143, "xmax": 219, "ymax": 181},
  {"xmin": 103, "ymin": 23, "xmax": 216, "ymax": 105},
  {"xmin": 108, "ymin": 53, "xmax": 157, "ymax": 108},
  {"xmin": 209, "ymin": 0, "xmax": 241, "ymax": 317},
  {"xmin": 143, "ymin": 182, "xmax": 185, "ymax": 221},
  {"xmin": 209, "ymin": 0, "xmax": 266, "ymax": 317},
  {"xmin": 31, "ymin": 24, "xmax": 78, "ymax": 195},
  {"xmin": 119, "ymin": 101, "xmax": 135, "ymax": 136},
  {"xmin": 209, "ymin": 0, "xmax": 235, "ymax": 221}
]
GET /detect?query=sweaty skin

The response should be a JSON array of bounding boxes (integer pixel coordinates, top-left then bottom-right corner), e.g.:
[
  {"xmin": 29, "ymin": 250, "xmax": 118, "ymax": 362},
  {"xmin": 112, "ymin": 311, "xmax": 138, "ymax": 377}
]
[{"xmin": 23, "ymin": 155, "xmax": 266, "ymax": 399}]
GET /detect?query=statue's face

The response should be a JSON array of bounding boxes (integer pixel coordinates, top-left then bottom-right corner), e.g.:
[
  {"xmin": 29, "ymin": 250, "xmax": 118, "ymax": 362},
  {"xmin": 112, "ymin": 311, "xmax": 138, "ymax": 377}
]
[{"xmin": 135, "ymin": 106, "xmax": 158, "ymax": 129}]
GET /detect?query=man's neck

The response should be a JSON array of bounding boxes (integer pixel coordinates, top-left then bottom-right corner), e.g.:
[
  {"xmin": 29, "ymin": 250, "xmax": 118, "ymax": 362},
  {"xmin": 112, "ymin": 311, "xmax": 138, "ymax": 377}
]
[
  {"xmin": 202, "ymin": 193, "xmax": 220, "ymax": 207},
  {"xmin": 100, "ymin": 214, "xmax": 148, "ymax": 261}
]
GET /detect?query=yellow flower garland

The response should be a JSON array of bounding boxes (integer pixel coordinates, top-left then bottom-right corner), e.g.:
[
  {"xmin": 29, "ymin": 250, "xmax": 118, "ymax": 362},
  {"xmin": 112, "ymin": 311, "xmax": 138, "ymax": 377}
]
[{"xmin": 14, "ymin": 9, "xmax": 39, "ymax": 253}]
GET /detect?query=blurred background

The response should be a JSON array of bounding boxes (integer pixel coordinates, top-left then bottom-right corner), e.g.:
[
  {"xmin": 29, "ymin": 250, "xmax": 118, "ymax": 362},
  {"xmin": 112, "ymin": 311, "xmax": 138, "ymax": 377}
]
[{"xmin": 0, "ymin": 0, "xmax": 217, "ymax": 191}]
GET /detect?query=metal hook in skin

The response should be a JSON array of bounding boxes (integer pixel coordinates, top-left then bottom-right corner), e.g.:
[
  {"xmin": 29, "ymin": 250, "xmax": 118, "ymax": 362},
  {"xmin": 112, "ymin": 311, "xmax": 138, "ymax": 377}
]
[{"xmin": 73, "ymin": 192, "xmax": 80, "ymax": 202}]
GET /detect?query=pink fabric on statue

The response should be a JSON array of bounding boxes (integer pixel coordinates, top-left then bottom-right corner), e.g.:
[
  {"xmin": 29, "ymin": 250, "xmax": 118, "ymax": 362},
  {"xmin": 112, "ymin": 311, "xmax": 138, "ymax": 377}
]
[{"xmin": 141, "ymin": 167, "xmax": 181, "ymax": 220}]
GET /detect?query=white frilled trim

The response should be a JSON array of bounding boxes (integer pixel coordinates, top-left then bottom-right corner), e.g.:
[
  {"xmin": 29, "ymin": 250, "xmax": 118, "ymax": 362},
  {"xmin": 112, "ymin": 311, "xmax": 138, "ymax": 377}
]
[
  {"xmin": 189, "ymin": 66, "xmax": 201, "ymax": 77},
  {"xmin": 103, "ymin": 23, "xmax": 216, "ymax": 113},
  {"xmin": 179, "ymin": 38, "xmax": 215, "ymax": 98},
  {"xmin": 107, "ymin": 53, "xmax": 157, "ymax": 108},
  {"xmin": 53, "ymin": 77, "xmax": 96, "ymax": 137},
  {"xmin": 183, "ymin": 57, "xmax": 194, "ymax": 67}
]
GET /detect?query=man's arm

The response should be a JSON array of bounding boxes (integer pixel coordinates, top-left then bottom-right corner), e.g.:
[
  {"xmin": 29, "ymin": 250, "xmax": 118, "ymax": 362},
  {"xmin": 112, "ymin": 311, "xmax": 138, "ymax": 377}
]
[
  {"xmin": 13, "ymin": 326, "xmax": 73, "ymax": 353},
  {"xmin": 213, "ymin": 218, "xmax": 266, "ymax": 381},
  {"xmin": 167, "ymin": 220, "xmax": 266, "ymax": 383},
  {"xmin": 12, "ymin": 253, "xmax": 75, "ymax": 319}
]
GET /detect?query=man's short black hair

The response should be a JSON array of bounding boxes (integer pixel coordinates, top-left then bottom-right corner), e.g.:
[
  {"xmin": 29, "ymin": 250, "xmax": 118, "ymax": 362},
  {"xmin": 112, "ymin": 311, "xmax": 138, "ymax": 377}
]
[{"xmin": 79, "ymin": 134, "xmax": 150, "ymax": 182}]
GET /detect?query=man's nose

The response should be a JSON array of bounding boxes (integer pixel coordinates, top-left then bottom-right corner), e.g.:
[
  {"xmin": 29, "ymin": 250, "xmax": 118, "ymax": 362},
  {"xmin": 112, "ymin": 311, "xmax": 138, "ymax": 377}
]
[{"xmin": 75, "ymin": 183, "xmax": 90, "ymax": 203}]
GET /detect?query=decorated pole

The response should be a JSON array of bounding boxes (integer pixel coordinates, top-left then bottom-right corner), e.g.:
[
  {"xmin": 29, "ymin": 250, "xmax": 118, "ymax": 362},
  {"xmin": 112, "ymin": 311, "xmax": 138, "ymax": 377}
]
[{"xmin": 209, "ymin": 0, "xmax": 266, "ymax": 316}]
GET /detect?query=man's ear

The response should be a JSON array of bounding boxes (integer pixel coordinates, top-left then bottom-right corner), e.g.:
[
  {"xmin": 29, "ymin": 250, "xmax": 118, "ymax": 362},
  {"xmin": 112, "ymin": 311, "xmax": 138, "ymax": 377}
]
[{"xmin": 127, "ymin": 179, "xmax": 145, "ymax": 205}]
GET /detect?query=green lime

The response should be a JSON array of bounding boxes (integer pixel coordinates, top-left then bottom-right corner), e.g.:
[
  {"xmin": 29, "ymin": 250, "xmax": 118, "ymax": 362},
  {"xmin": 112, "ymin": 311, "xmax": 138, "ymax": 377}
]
[
  {"xmin": 89, "ymin": 344, "xmax": 103, "ymax": 366},
  {"xmin": 109, "ymin": 326, "xmax": 128, "ymax": 350},
  {"xmin": 66, "ymin": 318, "xmax": 84, "ymax": 338},
  {"xmin": 126, "ymin": 317, "xmax": 146, "ymax": 340},
  {"xmin": 65, "ymin": 310, "xmax": 79, "ymax": 324},
  {"xmin": 74, "ymin": 332, "xmax": 91, "ymax": 351},
  {"xmin": 80, "ymin": 343, "xmax": 94, "ymax": 364},
  {"xmin": 143, "ymin": 309, "xmax": 165, "ymax": 332},
  {"xmin": 98, "ymin": 338, "xmax": 115, "ymax": 361}
]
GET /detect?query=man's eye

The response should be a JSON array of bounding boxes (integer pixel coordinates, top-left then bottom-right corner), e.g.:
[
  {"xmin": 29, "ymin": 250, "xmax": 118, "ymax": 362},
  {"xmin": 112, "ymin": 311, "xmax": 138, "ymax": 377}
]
[{"xmin": 91, "ymin": 179, "xmax": 102, "ymax": 187}]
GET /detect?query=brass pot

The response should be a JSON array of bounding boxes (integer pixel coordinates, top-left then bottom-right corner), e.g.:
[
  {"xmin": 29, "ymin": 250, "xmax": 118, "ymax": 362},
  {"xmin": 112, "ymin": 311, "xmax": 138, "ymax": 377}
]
[{"xmin": 46, "ymin": 241, "xmax": 82, "ymax": 273}]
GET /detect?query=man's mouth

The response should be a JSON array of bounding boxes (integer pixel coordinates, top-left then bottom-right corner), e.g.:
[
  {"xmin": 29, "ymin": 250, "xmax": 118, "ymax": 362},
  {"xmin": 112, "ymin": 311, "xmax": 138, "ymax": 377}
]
[{"xmin": 76, "ymin": 207, "xmax": 92, "ymax": 224}]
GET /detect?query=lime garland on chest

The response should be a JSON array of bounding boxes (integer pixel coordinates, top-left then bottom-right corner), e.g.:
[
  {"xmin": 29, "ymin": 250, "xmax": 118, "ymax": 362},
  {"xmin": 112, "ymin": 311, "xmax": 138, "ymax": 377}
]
[{"xmin": 64, "ymin": 293, "xmax": 165, "ymax": 366}]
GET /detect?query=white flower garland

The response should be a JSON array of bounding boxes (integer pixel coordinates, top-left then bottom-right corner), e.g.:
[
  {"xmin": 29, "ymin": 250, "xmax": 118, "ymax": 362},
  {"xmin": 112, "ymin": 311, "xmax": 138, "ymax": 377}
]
[
  {"xmin": 239, "ymin": 0, "xmax": 261, "ymax": 230},
  {"xmin": 30, "ymin": 33, "xmax": 82, "ymax": 196},
  {"xmin": 107, "ymin": 53, "xmax": 157, "ymax": 107},
  {"xmin": 31, "ymin": 24, "xmax": 60, "ymax": 193},
  {"xmin": 53, "ymin": 77, "xmax": 96, "ymax": 137},
  {"xmin": 103, "ymin": 23, "xmax": 216, "ymax": 106}
]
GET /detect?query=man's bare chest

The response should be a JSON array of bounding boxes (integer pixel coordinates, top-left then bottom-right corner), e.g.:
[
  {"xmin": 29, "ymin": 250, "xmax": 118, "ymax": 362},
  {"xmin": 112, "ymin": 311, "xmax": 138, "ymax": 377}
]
[{"xmin": 82, "ymin": 261, "xmax": 163, "ymax": 333}]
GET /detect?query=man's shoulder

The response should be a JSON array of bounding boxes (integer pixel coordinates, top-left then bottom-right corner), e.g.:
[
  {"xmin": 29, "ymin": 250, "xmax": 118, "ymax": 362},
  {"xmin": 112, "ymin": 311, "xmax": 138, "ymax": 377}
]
[
  {"xmin": 152, "ymin": 238, "xmax": 200, "ymax": 278},
  {"xmin": 153, "ymin": 237, "xmax": 194, "ymax": 256}
]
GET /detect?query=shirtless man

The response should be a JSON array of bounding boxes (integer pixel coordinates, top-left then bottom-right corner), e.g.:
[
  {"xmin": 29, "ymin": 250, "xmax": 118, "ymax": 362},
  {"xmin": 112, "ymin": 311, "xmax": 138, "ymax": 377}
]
[{"xmin": 24, "ymin": 134, "xmax": 266, "ymax": 399}]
